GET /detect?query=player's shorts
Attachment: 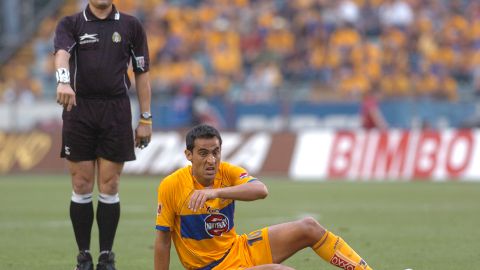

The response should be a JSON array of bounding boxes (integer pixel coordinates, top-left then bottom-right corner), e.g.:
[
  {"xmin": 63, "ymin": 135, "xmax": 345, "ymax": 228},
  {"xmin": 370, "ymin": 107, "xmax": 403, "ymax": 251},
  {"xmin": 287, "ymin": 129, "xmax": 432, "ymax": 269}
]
[
  {"xmin": 61, "ymin": 94, "xmax": 135, "ymax": 162},
  {"xmin": 212, "ymin": 227, "xmax": 273, "ymax": 270}
]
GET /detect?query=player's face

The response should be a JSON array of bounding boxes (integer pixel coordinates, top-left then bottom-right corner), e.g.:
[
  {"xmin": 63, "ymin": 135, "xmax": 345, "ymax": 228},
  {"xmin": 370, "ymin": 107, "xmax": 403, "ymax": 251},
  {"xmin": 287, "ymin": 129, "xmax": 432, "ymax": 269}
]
[
  {"xmin": 89, "ymin": 0, "xmax": 113, "ymax": 9},
  {"xmin": 186, "ymin": 137, "xmax": 221, "ymax": 185}
]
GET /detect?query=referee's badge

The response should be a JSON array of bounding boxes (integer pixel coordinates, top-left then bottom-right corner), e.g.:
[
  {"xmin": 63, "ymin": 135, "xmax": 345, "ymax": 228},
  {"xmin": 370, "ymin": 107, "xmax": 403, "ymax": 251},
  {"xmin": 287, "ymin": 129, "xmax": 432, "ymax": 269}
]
[
  {"xmin": 135, "ymin": 56, "xmax": 145, "ymax": 70},
  {"xmin": 112, "ymin": 32, "xmax": 121, "ymax": 43}
]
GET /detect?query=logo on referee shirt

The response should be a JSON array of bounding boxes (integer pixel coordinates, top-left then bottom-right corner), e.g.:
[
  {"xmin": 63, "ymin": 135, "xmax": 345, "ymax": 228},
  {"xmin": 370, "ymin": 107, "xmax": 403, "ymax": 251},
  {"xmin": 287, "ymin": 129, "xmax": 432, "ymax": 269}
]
[
  {"xmin": 64, "ymin": 146, "xmax": 71, "ymax": 155},
  {"xmin": 204, "ymin": 213, "xmax": 229, "ymax": 237},
  {"xmin": 112, "ymin": 32, "xmax": 121, "ymax": 43},
  {"xmin": 79, "ymin": 33, "xmax": 99, "ymax": 45},
  {"xmin": 135, "ymin": 56, "xmax": 145, "ymax": 70}
]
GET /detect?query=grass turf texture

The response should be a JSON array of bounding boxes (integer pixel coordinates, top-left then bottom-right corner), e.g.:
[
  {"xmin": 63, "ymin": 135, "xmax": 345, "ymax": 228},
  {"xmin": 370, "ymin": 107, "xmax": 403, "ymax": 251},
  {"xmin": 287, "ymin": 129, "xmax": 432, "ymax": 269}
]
[{"xmin": 0, "ymin": 175, "xmax": 479, "ymax": 270}]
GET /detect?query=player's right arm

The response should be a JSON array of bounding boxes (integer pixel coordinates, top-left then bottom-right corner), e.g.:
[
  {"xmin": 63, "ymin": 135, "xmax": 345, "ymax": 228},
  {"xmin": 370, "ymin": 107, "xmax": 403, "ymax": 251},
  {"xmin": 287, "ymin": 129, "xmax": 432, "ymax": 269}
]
[
  {"xmin": 154, "ymin": 230, "xmax": 171, "ymax": 270},
  {"xmin": 155, "ymin": 177, "xmax": 177, "ymax": 270}
]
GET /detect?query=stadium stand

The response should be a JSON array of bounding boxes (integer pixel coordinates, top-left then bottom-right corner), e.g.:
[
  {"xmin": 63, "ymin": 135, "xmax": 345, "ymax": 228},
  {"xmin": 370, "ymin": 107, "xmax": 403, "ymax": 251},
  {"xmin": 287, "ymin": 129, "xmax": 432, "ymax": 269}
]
[{"xmin": 1, "ymin": 0, "xmax": 480, "ymax": 128}]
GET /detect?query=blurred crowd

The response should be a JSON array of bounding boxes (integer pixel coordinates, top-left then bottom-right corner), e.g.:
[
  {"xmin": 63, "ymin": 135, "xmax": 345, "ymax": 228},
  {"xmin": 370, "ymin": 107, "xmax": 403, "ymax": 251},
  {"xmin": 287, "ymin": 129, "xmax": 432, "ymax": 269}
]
[{"xmin": 1, "ymin": 0, "xmax": 480, "ymax": 105}]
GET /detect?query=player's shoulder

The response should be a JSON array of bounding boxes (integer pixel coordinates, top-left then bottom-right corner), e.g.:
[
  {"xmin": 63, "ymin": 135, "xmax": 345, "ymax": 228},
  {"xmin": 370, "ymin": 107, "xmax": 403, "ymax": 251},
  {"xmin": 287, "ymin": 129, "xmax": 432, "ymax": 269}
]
[
  {"xmin": 219, "ymin": 161, "xmax": 234, "ymax": 170},
  {"xmin": 219, "ymin": 161, "xmax": 244, "ymax": 173},
  {"xmin": 218, "ymin": 161, "xmax": 247, "ymax": 180},
  {"xmin": 159, "ymin": 166, "xmax": 191, "ymax": 190}
]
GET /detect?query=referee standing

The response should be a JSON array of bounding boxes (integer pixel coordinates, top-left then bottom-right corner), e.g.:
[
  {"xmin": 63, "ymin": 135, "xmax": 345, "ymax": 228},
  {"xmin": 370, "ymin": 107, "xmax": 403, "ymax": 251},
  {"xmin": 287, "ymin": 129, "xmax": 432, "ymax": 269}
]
[{"xmin": 53, "ymin": 1, "xmax": 152, "ymax": 269}]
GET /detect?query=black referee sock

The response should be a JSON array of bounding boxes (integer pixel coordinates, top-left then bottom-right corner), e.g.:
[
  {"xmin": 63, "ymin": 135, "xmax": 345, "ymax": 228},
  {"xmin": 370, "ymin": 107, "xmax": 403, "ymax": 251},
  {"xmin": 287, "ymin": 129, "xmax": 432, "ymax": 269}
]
[
  {"xmin": 96, "ymin": 200, "xmax": 120, "ymax": 252},
  {"xmin": 70, "ymin": 201, "xmax": 94, "ymax": 251}
]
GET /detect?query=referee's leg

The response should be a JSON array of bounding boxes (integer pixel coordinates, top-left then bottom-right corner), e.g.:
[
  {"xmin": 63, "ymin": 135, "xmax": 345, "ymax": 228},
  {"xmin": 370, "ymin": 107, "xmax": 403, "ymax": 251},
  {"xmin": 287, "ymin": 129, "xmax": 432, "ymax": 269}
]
[
  {"xmin": 68, "ymin": 160, "xmax": 96, "ymax": 268},
  {"xmin": 96, "ymin": 158, "xmax": 124, "ymax": 267}
]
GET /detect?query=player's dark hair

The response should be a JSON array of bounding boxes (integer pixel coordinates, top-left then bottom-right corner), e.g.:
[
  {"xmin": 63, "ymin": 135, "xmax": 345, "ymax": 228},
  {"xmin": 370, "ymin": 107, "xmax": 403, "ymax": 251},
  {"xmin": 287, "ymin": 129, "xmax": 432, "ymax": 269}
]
[{"xmin": 186, "ymin": 124, "xmax": 222, "ymax": 151}]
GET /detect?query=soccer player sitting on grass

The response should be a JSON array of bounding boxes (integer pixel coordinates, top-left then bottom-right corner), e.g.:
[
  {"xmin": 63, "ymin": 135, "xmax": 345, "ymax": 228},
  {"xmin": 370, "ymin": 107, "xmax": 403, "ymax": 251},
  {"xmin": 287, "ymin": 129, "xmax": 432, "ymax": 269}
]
[{"xmin": 154, "ymin": 124, "xmax": 373, "ymax": 270}]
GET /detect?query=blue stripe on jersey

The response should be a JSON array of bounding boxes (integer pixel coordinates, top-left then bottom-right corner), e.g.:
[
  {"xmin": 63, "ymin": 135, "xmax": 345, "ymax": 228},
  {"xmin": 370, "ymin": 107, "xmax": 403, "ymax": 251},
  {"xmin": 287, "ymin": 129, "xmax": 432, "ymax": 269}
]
[
  {"xmin": 156, "ymin": 225, "xmax": 170, "ymax": 231},
  {"xmin": 247, "ymin": 178, "xmax": 258, "ymax": 182},
  {"xmin": 180, "ymin": 202, "xmax": 235, "ymax": 240},
  {"xmin": 196, "ymin": 248, "xmax": 230, "ymax": 270}
]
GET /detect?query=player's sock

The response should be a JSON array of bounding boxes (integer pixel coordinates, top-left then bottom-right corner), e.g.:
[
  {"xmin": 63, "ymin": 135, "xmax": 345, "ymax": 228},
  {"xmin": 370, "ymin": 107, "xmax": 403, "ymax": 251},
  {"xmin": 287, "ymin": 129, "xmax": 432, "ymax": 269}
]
[
  {"xmin": 97, "ymin": 193, "xmax": 120, "ymax": 252},
  {"xmin": 70, "ymin": 192, "xmax": 94, "ymax": 251},
  {"xmin": 313, "ymin": 231, "xmax": 372, "ymax": 270}
]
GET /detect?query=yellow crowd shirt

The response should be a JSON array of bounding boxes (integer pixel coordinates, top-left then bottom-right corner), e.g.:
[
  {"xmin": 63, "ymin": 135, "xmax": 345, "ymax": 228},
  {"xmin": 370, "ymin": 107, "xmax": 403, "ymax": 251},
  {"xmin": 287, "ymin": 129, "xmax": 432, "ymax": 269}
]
[{"xmin": 156, "ymin": 162, "xmax": 257, "ymax": 269}]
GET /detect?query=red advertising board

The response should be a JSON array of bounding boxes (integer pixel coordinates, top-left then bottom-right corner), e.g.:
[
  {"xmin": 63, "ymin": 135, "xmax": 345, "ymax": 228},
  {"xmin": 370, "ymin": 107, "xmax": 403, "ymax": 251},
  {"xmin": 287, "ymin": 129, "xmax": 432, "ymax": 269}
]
[{"xmin": 291, "ymin": 130, "xmax": 480, "ymax": 181}]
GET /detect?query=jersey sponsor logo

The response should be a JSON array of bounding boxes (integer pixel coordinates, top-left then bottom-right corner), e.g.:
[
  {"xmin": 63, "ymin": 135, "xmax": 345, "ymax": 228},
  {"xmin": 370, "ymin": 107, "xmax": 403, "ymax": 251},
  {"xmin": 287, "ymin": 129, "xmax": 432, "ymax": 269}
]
[
  {"xmin": 79, "ymin": 33, "xmax": 99, "ymax": 45},
  {"xmin": 180, "ymin": 203, "xmax": 234, "ymax": 240},
  {"xmin": 204, "ymin": 213, "xmax": 229, "ymax": 237},
  {"xmin": 112, "ymin": 32, "xmax": 121, "ymax": 43},
  {"xmin": 330, "ymin": 253, "xmax": 356, "ymax": 270}
]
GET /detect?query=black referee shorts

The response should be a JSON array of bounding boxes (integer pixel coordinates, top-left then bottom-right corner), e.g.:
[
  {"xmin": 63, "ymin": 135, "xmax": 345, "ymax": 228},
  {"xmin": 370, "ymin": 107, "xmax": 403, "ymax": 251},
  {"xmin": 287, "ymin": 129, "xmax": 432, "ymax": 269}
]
[{"xmin": 61, "ymin": 95, "xmax": 136, "ymax": 162}]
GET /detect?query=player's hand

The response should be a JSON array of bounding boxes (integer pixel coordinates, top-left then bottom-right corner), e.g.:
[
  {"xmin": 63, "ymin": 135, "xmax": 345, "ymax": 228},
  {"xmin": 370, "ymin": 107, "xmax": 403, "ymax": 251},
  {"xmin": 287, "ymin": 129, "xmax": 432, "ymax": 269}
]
[
  {"xmin": 135, "ymin": 123, "xmax": 152, "ymax": 149},
  {"xmin": 56, "ymin": 83, "xmax": 76, "ymax": 111},
  {"xmin": 188, "ymin": 189, "xmax": 217, "ymax": 212}
]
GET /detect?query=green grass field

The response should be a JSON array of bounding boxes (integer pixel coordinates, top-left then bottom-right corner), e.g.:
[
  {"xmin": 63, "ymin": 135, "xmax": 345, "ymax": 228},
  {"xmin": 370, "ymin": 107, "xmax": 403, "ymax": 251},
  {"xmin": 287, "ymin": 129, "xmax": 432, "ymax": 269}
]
[{"xmin": 1, "ymin": 175, "xmax": 479, "ymax": 270}]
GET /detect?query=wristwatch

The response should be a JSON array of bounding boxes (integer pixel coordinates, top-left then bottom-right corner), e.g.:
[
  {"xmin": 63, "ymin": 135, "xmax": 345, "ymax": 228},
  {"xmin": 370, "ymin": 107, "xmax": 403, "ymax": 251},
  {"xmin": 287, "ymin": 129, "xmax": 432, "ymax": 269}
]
[{"xmin": 141, "ymin": 112, "xmax": 152, "ymax": 120}]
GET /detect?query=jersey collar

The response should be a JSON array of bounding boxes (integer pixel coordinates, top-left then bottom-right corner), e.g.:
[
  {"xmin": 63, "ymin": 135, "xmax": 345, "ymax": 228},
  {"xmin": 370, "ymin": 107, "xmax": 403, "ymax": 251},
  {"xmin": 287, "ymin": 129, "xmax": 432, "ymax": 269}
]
[{"xmin": 83, "ymin": 4, "xmax": 120, "ymax": 21}]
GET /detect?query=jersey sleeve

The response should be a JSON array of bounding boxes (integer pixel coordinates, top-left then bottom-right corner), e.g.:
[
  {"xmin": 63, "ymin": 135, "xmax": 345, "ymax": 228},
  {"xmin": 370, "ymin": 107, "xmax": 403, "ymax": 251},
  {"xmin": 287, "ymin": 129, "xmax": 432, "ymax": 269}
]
[
  {"xmin": 155, "ymin": 178, "xmax": 176, "ymax": 231},
  {"xmin": 130, "ymin": 17, "xmax": 149, "ymax": 73},
  {"xmin": 226, "ymin": 164, "xmax": 258, "ymax": 186},
  {"xmin": 54, "ymin": 16, "xmax": 77, "ymax": 54}
]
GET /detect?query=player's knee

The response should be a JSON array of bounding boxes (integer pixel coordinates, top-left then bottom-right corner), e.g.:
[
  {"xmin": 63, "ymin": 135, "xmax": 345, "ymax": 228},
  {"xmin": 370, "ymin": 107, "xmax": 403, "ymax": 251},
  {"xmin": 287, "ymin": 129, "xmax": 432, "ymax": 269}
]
[{"xmin": 299, "ymin": 216, "xmax": 325, "ymax": 241}]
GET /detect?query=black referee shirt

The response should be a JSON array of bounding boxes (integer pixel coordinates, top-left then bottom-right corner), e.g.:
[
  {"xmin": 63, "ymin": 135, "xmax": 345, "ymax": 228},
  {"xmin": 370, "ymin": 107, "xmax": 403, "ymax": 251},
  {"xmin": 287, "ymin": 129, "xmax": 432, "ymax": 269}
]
[{"xmin": 54, "ymin": 4, "xmax": 149, "ymax": 98}]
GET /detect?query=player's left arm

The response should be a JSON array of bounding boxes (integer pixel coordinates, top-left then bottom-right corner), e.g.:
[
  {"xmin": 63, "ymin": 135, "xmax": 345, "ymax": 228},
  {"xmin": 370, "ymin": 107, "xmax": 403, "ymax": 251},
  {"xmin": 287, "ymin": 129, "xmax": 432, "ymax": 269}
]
[
  {"xmin": 134, "ymin": 71, "xmax": 152, "ymax": 148},
  {"xmin": 189, "ymin": 180, "xmax": 268, "ymax": 212}
]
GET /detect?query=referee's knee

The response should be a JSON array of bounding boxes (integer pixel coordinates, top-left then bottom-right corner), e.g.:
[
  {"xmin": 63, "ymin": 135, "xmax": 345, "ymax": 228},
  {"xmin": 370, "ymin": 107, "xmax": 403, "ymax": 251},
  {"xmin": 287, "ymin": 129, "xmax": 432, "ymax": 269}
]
[
  {"xmin": 71, "ymin": 175, "xmax": 95, "ymax": 193},
  {"xmin": 98, "ymin": 175, "xmax": 120, "ymax": 194}
]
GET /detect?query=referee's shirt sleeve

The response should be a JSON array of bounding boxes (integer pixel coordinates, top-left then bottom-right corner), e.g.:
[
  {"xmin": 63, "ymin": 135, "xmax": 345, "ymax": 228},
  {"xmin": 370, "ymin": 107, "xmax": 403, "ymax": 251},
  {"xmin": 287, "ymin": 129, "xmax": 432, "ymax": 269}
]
[
  {"xmin": 54, "ymin": 16, "xmax": 76, "ymax": 54},
  {"xmin": 130, "ymin": 17, "xmax": 149, "ymax": 73}
]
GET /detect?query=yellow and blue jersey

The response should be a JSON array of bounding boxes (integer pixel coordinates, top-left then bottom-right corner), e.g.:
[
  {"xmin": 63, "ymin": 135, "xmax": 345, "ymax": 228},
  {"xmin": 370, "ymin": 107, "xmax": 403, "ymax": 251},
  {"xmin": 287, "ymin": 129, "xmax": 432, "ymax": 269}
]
[{"xmin": 156, "ymin": 162, "xmax": 257, "ymax": 269}]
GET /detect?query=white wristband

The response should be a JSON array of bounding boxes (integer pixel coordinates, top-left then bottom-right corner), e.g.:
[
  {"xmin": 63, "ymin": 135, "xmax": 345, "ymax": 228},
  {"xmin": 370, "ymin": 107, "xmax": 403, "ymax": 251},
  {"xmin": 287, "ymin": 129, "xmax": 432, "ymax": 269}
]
[{"xmin": 56, "ymin": 68, "xmax": 70, "ymax": 84}]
